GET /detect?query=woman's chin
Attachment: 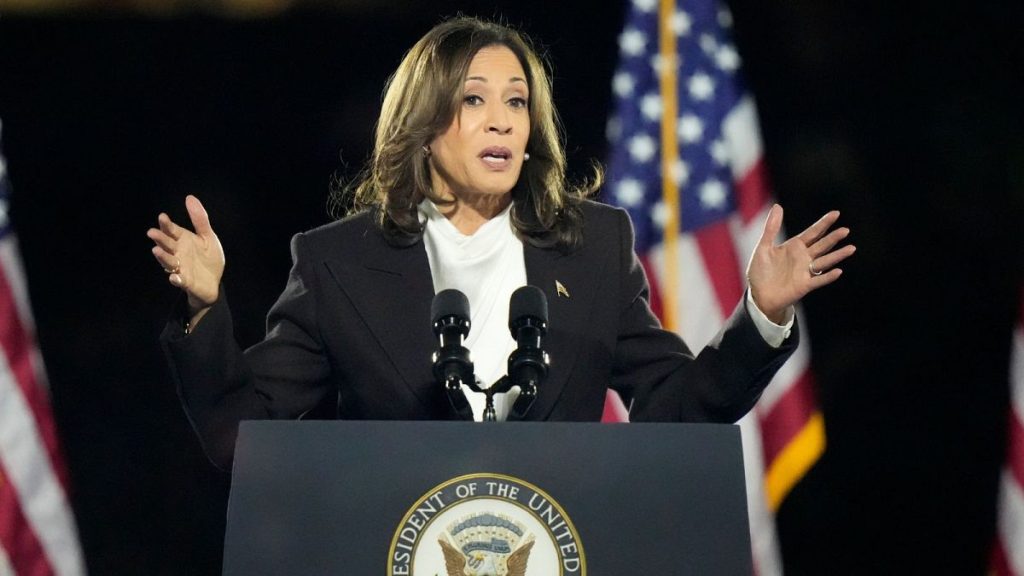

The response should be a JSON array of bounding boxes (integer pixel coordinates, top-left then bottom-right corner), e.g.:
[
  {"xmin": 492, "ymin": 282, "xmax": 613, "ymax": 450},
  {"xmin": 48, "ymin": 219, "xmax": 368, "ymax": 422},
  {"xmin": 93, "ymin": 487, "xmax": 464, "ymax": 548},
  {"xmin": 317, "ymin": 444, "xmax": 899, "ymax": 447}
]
[{"xmin": 464, "ymin": 181, "xmax": 517, "ymax": 199}]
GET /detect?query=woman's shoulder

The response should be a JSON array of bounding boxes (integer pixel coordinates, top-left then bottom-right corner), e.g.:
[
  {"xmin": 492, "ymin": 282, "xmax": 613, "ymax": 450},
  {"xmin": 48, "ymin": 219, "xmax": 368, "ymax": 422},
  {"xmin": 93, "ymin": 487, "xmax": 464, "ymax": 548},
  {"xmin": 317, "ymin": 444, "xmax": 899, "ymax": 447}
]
[
  {"xmin": 293, "ymin": 210, "xmax": 383, "ymax": 252},
  {"xmin": 577, "ymin": 198, "xmax": 632, "ymax": 239},
  {"xmin": 578, "ymin": 197, "xmax": 628, "ymax": 221},
  {"xmin": 304, "ymin": 210, "xmax": 374, "ymax": 237}
]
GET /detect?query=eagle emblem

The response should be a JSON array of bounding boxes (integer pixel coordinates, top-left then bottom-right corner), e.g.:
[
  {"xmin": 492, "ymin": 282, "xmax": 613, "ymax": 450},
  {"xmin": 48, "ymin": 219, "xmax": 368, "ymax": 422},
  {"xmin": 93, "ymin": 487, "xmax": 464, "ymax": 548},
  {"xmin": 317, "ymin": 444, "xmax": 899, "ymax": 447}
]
[{"xmin": 438, "ymin": 513, "xmax": 535, "ymax": 576}]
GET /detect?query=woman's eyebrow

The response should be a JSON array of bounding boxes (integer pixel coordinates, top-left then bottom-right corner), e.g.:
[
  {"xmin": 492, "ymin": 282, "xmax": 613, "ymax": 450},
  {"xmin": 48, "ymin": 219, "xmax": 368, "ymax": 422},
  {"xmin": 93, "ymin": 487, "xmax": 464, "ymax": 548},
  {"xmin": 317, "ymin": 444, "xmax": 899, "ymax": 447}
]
[{"xmin": 465, "ymin": 76, "xmax": 528, "ymax": 85}]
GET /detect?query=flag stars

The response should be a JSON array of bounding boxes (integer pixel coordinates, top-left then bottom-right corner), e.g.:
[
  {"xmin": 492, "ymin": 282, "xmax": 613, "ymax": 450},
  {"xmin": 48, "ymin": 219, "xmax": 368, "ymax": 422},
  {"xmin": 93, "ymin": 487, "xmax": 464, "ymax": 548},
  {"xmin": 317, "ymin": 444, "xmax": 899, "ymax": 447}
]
[
  {"xmin": 615, "ymin": 178, "xmax": 645, "ymax": 207},
  {"xmin": 677, "ymin": 114, "xmax": 704, "ymax": 143},
  {"xmin": 718, "ymin": 7, "xmax": 734, "ymax": 28},
  {"xmin": 632, "ymin": 0, "xmax": 657, "ymax": 12},
  {"xmin": 613, "ymin": 72, "xmax": 636, "ymax": 98},
  {"xmin": 650, "ymin": 54, "xmax": 680, "ymax": 76},
  {"xmin": 619, "ymin": 28, "xmax": 647, "ymax": 57},
  {"xmin": 688, "ymin": 72, "xmax": 715, "ymax": 101},
  {"xmin": 699, "ymin": 179, "xmax": 728, "ymax": 209},
  {"xmin": 651, "ymin": 201, "xmax": 671, "ymax": 230},
  {"xmin": 606, "ymin": 116, "xmax": 622, "ymax": 142},
  {"xmin": 671, "ymin": 158, "xmax": 691, "ymax": 186},
  {"xmin": 711, "ymin": 139, "xmax": 730, "ymax": 165},
  {"xmin": 700, "ymin": 34, "xmax": 718, "ymax": 55},
  {"xmin": 628, "ymin": 134, "xmax": 657, "ymax": 163},
  {"xmin": 671, "ymin": 10, "xmax": 693, "ymax": 37},
  {"xmin": 640, "ymin": 93, "xmax": 663, "ymax": 121},
  {"xmin": 715, "ymin": 45, "xmax": 740, "ymax": 72}
]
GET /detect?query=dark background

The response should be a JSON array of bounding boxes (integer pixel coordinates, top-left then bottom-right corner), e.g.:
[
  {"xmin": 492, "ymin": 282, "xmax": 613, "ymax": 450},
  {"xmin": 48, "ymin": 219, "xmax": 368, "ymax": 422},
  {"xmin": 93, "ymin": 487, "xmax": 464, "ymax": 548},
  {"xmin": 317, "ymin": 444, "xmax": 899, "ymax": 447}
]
[{"xmin": 1, "ymin": 0, "xmax": 1022, "ymax": 573}]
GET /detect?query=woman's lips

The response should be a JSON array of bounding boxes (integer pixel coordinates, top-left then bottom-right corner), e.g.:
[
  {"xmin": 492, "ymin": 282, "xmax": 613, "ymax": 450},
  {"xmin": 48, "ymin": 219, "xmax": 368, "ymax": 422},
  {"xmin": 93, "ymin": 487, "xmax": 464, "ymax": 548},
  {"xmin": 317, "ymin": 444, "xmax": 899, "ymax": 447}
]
[{"xmin": 479, "ymin": 146, "xmax": 513, "ymax": 170}]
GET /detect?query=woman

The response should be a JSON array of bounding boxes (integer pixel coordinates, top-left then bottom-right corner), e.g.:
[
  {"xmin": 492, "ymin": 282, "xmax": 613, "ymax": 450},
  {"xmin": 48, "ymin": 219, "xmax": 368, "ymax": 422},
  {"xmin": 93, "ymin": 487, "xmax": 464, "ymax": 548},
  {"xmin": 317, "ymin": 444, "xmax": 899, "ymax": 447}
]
[{"xmin": 148, "ymin": 17, "xmax": 854, "ymax": 470}]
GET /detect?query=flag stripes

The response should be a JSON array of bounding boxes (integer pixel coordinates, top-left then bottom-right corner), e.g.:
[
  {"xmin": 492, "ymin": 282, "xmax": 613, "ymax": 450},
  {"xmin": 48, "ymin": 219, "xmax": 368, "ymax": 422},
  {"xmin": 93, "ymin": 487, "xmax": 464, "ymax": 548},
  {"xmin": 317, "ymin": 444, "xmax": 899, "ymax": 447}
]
[
  {"xmin": 993, "ymin": 289, "xmax": 1024, "ymax": 575},
  {"xmin": 0, "ymin": 458, "xmax": 55, "ymax": 576},
  {"xmin": 605, "ymin": 2, "xmax": 826, "ymax": 572},
  {"xmin": 0, "ymin": 121, "xmax": 85, "ymax": 575},
  {"xmin": 759, "ymin": 371, "xmax": 818, "ymax": 465},
  {"xmin": 694, "ymin": 222, "xmax": 744, "ymax": 314},
  {"xmin": 0, "ymin": 320, "xmax": 83, "ymax": 575},
  {"xmin": 0, "ymin": 260, "xmax": 68, "ymax": 490}
]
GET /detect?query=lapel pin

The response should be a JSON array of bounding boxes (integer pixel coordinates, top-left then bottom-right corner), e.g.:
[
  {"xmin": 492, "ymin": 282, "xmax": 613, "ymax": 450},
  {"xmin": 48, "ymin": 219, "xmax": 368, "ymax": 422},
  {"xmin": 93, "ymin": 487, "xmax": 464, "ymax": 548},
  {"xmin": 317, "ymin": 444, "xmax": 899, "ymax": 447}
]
[{"xmin": 555, "ymin": 280, "xmax": 570, "ymax": 299}]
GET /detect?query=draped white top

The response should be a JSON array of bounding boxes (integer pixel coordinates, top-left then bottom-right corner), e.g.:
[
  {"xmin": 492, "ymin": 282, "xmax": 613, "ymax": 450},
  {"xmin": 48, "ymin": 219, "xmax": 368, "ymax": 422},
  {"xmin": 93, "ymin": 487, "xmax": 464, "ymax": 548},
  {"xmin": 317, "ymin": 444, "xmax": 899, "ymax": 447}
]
[{"xmin": 421, "ymin": 200, "xmax": 525, "ymax": 421}]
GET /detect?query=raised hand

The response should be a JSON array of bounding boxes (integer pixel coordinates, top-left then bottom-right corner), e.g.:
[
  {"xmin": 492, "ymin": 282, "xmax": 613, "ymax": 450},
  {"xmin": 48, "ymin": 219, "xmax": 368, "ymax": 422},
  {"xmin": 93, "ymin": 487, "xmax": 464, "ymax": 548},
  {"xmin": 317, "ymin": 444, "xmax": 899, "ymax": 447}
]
[
  {"xmin": 147, "ymin": 195, "xmax": 225, "ymax": 313},
  {"xmin": 745, "ymin": 205, "xmax": 855, "ymax": 323}
]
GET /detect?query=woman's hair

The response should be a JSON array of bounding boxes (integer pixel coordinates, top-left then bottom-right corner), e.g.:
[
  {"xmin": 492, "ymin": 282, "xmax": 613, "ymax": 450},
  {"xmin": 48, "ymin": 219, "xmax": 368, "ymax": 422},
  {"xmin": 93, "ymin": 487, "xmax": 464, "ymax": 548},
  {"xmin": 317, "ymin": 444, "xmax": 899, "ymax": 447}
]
[{"xmin": 333, "ymin": 16, "xmax": 601, "ymax": 251}]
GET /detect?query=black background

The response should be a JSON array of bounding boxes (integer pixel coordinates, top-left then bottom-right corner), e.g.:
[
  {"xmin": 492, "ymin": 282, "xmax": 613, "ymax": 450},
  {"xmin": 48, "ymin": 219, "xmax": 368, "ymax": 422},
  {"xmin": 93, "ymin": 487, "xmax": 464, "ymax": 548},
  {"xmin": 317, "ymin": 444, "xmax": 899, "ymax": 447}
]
[{"xmin": 0, "ymin": 1, "xmax": 1022, "ymax": 573}]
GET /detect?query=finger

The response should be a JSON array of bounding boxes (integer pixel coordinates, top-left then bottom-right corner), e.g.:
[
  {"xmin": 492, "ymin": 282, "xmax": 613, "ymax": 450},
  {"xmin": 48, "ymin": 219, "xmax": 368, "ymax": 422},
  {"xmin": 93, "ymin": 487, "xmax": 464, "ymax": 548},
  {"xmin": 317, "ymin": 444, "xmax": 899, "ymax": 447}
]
[
  {"xmin": 808, "ymin": 268, "xmax": 843, "ymax": 291},
  {"xmin": 146, "ymin": 227, "xmax": 177, "ymax": 254},
  {"xmin": 811, "ymin": 244, "xmax": 856, "ymax": 271},
  {"xmin": 151, "ymin": 246, "xmax": 182, "ymax": 273},
  {"xmin": 757, "ymin": 204, "xmax": 783, "ymax": 249},
  {"xmin": 796, "ymin": 210, "xmax": 840, "ymax": 246},
  {"xmin": 808, "ymin": 227, "xmax": 850, "ymax": 258},
  {"xmin": 158, "ymin": 213, "xmax": 183, "ymax": 241},
  {"xmin": 153, "ymin": 247, "xmax": 188, "ymax": 289},
  {"xmin": 185, "ymin": 195, "xmax": 215, "ymax": 239}
]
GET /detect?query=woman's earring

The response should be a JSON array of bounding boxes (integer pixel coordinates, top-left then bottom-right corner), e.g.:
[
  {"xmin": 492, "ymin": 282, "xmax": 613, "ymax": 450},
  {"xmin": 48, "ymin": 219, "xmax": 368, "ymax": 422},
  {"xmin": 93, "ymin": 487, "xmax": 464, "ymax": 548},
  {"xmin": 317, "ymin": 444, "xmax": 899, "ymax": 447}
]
[
  {"xmin": 524, "ymin": 152, "xmax": 531, "ymax": 161},
  {"xmin": 423, "ymin": 146, "xmax": 431, "ymax": 157}
]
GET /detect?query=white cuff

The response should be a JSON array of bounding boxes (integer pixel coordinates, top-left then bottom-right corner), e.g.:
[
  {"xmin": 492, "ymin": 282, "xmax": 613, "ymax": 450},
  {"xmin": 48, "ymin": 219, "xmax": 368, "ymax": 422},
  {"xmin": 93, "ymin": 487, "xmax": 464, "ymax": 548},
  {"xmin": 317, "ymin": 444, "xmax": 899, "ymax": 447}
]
[{"xmin": 745, "ymin": 289, "xmax": 794, "ymax": 349}]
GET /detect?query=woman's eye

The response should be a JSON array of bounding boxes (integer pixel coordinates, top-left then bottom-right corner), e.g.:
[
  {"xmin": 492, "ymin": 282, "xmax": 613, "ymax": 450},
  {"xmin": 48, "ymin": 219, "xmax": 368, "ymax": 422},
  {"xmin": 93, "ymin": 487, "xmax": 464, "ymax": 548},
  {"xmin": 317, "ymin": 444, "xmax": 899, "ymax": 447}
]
[
  {"xmin": 508, "ymin": 97, "xmax": 528, "ymax": 109},
  {"xmin": 464, "ymin": 95, "xmax": 483, "ymax": 106}
]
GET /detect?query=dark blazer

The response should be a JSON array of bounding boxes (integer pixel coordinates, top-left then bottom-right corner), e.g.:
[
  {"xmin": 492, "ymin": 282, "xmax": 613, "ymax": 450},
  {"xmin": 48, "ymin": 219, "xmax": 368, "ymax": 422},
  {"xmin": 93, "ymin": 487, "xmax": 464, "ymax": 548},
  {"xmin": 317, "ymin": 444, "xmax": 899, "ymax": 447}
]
[{"xmin": 162, "ymin": 200, "xmax": 798, "ymax": 469}]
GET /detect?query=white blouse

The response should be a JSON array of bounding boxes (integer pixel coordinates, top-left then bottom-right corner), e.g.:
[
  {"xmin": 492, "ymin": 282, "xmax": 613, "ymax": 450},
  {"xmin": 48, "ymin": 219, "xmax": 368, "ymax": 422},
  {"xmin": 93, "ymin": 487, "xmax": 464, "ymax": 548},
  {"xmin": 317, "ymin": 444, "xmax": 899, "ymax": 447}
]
[{"xmin": 420, "ymin": 200, "xmax": 526, "ymax": 421}]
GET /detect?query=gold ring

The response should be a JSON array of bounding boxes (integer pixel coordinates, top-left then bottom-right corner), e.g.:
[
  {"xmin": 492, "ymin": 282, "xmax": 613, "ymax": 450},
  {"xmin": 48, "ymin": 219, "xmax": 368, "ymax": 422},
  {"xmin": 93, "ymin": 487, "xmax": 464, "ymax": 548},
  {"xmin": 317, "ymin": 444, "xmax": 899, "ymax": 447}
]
[{"xmin": 808, "ymin": 261, "xmax": 823, "ymax": 276}]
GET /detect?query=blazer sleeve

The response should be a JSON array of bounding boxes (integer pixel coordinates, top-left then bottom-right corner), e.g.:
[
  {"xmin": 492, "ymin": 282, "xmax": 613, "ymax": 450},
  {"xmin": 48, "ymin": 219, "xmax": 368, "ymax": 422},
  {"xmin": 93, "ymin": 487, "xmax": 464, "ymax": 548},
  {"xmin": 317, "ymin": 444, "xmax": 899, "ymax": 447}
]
[
  {"xmin": 607, "ymin": 209, "xmax": 799, "ymax": 423},
  {"xmin": 160, "ymin": 232, "xmax": 332, "ymax": 470}
]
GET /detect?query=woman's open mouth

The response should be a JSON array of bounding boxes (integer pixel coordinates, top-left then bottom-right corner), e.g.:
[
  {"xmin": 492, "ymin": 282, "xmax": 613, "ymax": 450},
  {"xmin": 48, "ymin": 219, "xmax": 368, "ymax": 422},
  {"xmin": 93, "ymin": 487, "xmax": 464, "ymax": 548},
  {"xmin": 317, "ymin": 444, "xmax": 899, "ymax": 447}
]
[{"xmin": 479, "ymin": 147, "xmax": 514, "ymax": 170}]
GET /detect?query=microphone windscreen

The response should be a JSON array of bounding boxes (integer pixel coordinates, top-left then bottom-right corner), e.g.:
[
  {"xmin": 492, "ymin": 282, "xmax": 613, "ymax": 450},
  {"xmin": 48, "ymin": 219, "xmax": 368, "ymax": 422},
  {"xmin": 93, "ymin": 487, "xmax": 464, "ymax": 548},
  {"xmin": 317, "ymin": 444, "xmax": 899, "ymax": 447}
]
[
  {"xmin": 431, "ymin": 289, "xmax": 470, "ymax": 325},
  {"xmin": 509, "ymin": 285, "xmax": 548, "ymax": 329}
]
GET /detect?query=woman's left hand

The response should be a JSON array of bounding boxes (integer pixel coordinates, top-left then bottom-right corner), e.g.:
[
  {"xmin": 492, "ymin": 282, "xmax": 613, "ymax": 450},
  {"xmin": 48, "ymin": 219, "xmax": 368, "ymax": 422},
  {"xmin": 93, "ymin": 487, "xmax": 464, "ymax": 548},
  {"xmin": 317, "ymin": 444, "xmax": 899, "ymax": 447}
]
[{"xmin": 745, "ymin": 204, "xmax": 856, "ymax": 323}]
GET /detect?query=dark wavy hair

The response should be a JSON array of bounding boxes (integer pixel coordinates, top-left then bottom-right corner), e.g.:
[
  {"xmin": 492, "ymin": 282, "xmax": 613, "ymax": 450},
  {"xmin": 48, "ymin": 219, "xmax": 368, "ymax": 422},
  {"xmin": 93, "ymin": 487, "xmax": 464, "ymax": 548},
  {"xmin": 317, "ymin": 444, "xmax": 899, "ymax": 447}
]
[{"xmin": 333, "ymin": 16, "xmax": 601, "ymax": 251}]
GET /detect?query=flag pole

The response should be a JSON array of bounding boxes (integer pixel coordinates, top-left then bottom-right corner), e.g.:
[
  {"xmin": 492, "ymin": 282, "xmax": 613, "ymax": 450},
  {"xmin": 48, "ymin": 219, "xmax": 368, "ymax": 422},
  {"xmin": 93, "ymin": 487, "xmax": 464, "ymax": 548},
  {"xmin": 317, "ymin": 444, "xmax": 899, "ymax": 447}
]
[{"xmin": 658, "ymin": 0, "xmax": 680, "ymax": 331}]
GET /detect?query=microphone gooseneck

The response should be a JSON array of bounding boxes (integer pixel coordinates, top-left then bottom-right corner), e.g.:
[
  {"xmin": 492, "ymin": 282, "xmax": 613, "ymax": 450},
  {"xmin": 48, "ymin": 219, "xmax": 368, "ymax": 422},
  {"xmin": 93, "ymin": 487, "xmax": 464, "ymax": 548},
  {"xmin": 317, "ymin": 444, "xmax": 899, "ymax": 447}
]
[
  {"xmin": 507, "ymin": 285, "xmax": 549, "ymax": 419},
  {"xmin": 431, "ymin": 286, "xmax": 551, "ymax": 422},
  {"xmin": 431, "ymin": 290, "xmax": 474, "ymax": 419}
]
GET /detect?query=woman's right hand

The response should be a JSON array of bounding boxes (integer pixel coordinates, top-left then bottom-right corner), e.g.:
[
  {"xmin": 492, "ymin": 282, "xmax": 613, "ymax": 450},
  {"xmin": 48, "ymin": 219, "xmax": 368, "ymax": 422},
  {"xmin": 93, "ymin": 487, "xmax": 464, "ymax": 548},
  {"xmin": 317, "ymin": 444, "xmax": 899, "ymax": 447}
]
[{"xmin": 147, "ymin": 195, "xmax": 225, "ymax": 313}]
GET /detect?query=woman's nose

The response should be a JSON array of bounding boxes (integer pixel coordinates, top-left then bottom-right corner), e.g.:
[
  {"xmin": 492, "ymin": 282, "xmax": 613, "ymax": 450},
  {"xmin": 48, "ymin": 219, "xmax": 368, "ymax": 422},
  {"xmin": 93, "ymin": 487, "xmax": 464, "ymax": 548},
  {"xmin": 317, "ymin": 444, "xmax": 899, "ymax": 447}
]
[{"xmin": 486, "ymin": 104, "xmax": 513, "ymax": 134}]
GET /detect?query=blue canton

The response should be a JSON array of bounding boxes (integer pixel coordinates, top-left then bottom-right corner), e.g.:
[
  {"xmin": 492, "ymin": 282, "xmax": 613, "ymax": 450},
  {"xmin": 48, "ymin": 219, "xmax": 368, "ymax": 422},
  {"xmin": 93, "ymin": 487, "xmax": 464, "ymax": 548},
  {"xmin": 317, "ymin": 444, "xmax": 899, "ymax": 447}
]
[{"xmin": 606, "ymin": 0, "xmax": 749, "ymax": 252}]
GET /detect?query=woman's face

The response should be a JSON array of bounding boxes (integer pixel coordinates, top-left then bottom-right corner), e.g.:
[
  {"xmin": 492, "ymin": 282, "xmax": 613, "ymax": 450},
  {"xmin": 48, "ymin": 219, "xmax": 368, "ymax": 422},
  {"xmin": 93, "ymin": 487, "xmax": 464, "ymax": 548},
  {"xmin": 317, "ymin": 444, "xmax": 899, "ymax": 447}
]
[{"xmin": 427, "ymin": 45, "xmax": 531, "ymax": 203}]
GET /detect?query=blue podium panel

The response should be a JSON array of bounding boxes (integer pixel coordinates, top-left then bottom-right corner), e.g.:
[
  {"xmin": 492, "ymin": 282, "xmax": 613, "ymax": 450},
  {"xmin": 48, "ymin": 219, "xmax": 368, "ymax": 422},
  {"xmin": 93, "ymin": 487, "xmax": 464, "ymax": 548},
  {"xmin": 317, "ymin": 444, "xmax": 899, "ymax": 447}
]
[{"xmin": 224, "ymin": 421, "xmax": 751, "ymax": 575}]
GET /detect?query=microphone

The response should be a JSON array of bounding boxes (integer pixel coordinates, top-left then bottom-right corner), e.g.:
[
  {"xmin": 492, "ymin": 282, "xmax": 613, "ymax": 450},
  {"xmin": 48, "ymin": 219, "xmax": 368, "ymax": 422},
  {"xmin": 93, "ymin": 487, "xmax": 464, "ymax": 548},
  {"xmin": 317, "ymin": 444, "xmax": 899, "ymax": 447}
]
[
  {"xmin": 507, "ymin": 286, "xmax": 549, "ymax": 418},
  {"xmin": 431, "ymin": 289, "xmax": 474, "ymax": 419}
]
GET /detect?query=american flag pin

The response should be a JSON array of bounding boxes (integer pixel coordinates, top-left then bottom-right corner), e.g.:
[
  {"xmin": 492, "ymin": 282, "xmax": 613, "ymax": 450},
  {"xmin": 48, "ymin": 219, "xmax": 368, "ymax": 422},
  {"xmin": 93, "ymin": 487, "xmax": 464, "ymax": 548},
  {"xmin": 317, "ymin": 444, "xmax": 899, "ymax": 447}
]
[{"xmin": 555, "ymin": 280, "xmax": 570, "ymax": 298}]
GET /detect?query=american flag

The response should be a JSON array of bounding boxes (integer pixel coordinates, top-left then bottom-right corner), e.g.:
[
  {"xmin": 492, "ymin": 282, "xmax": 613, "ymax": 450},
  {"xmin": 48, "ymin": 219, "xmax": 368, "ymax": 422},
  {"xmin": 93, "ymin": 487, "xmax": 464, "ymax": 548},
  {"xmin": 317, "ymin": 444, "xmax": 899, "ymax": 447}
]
[
  {"xmin": 604, "ymin": 0, "xmax": 824, "ymax": 573},
  {"xmin": 992, "ymin": 287, "xmax": 1024, "ymax": 575},
  {"xmin": 0, "ymin": 120, "xmax": 85, "ymax": 575}
]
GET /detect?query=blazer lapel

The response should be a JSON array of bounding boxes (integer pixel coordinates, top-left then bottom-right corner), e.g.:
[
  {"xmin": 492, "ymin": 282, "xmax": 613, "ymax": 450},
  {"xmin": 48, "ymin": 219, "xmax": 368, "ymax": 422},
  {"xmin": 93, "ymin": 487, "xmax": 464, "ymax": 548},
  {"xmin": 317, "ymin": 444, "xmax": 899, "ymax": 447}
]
[
  {"xmin": 323, "ymin": 232, "xmax": 440, "ymax": 413},
  {"xmin": 521, "ymin": 242, "xmax": 604, "ymax": 420}
]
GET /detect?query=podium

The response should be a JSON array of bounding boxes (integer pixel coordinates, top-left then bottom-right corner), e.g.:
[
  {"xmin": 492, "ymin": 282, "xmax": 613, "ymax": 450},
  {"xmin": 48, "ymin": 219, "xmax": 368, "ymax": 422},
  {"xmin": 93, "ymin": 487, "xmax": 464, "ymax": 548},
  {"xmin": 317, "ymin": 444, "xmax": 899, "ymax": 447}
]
[{"xmin": 223, "ymin": 421, "xmax": 752, "ymax": 575}]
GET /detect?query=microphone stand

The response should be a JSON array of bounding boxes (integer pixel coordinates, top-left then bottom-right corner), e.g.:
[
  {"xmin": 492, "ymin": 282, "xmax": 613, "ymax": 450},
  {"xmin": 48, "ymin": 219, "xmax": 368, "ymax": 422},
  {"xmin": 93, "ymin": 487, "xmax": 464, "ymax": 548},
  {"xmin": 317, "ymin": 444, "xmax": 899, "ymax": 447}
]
[
  {"xmin": 462, "ymin": 376, "xmax": 517, "ymax": 422},
  {"xmin": 442, "ymin": 372, "xmax": 535, "ymax": 422}
]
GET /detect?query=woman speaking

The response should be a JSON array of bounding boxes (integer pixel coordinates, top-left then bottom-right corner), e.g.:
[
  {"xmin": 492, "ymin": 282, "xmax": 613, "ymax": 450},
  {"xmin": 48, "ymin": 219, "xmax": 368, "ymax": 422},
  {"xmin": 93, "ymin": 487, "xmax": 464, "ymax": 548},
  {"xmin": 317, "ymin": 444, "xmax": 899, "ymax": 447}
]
[{"xmin": 147, "ymin": 17, "xmax": 854, "ymax": 470}]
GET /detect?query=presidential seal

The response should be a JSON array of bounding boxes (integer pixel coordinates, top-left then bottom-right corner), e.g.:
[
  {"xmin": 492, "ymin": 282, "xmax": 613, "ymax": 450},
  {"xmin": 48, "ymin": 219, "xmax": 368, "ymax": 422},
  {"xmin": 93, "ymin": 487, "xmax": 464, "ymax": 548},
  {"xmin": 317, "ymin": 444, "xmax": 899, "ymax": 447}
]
[{"xmin": 388, "ymin": 473, "xmax": 585, "ymax": 576}]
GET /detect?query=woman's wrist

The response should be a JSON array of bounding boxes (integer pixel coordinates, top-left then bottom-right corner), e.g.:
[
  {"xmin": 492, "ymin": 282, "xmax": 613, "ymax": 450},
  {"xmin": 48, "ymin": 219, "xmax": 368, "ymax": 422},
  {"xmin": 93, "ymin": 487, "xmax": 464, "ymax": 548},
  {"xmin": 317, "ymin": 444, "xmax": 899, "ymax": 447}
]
[{"xmin": 184, "ymin": 305, "xmax": 211, "ymax": 335}]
